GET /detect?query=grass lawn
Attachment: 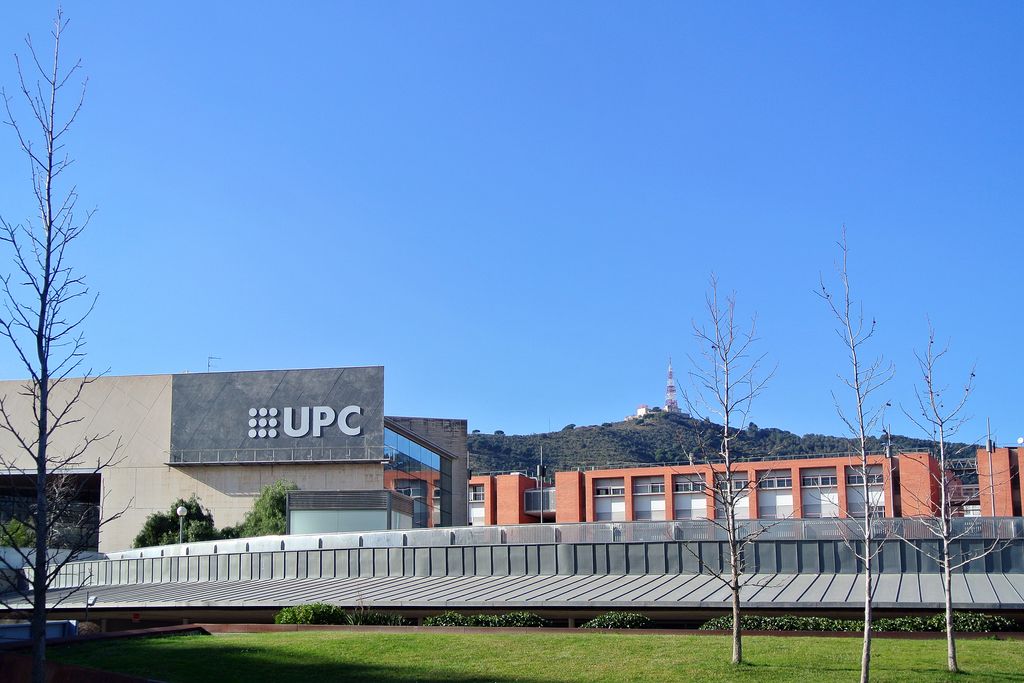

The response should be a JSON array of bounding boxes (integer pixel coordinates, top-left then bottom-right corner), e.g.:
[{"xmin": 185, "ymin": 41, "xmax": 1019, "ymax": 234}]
[{"xmin": 50, "ymin": 631, "xmax": 1024, "ymax": 682}]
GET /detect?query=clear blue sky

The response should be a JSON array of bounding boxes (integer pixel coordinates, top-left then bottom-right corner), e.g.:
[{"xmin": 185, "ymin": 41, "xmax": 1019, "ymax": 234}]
[{"xmin": 0, "ymin": 2, "xmax": 1021, "ymax": 446}]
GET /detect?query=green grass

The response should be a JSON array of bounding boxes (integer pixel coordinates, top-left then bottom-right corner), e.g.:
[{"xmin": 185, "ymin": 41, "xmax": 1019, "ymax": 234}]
[{"xmin": 50, "ymin": 631, "xmax": 1024, "ymax": 682}]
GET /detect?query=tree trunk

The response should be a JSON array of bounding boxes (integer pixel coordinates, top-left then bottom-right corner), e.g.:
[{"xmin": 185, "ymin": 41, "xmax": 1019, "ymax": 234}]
[
  {"xmin": 31, "ymin": 400, "xmax": 48, "ymax": 683},
  {"xmin": 31, "ymin": 539, "xmax": 46, "ymax": 683},
  {"xmin": 943, "ymin": 539, "xmax": 958, "ymax": 672},
  {"xmin": 860, "ymin": 525, "xmax": 872, "ymax": 683},
  {"xmin": 731, "ymin": 539, "xmax": 742, "ymax": 665}
]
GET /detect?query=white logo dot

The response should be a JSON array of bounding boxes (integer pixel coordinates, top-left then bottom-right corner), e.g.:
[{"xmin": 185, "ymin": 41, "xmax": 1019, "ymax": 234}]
[
  {"xmin": 259, "ymin": 408, "xmax": 268, "ymax": 417},
  {"xmin": 268, "ymin": 428, "xmax": 278, "ymax": 438},
  {"xmin": 269, "ymin": 408, "xmax": 279, "ymax": 417},
  {"xmin": 248, "ymin": 429, "xmax": 257, "ymax": 438},
  {"xmin": 249, "ymin": 408, "xmax": 258, "ymax": 417}
]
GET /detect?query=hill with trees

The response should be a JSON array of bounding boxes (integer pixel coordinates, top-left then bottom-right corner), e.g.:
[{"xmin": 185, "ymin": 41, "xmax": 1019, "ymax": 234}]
[{"xmin": 467, "ymin": 410, "xmax": 975, "ymax": 474}]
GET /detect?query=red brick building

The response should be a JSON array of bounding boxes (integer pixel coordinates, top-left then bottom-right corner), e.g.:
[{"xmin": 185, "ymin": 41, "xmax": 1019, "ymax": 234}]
[{"xmin": 468, "ymin": 448, "xmax": 1023, "ymax": 525}]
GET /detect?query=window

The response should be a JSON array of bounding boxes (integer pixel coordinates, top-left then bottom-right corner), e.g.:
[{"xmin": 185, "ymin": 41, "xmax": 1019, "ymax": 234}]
[
  {"xmin": 595, "ymin": 486, "xmax": 626, "ymax": 497},
  {"xmin": 713, "ymin": 478, "xmax": 750, "ymax": 494},
  {"xmin": 758, "ymin": 477, "xmax": 792, "ymax": 489},
  {"xmin": 801, "ymin": 475, "xmax": 838, "ymax": 487},
  {"xmin": 468, "ymin": 485, "xmax": 485, "ymax": 503},
  {"xmin": 384, "ymin": 427, "xmax": 448, "ymax": 528},
  {"xmin": 633, "ymin": 482, "xmax": 665, "ymax": 495},
  {"xmin": 847, "ymin": 473, "xmax": 884, "ymax": 486},
  {"xmin": 673, "ymin": 481, "xmax": 704, "ymax": 493}
]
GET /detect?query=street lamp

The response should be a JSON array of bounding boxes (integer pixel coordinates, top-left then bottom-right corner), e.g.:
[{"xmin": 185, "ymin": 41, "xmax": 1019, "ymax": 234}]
[
  {"xmin": 85, "ymin": 594, "xmax": 97, "ymax": 624},
  {"xmin": 176, "ymin": 505, "xmax": 187, "ymax": 544}
]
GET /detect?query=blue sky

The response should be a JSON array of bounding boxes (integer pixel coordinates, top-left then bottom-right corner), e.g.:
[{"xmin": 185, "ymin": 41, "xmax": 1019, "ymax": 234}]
[{"xmin": 0, "ymin": 2, "xmax": 1021, "ymax": 445}]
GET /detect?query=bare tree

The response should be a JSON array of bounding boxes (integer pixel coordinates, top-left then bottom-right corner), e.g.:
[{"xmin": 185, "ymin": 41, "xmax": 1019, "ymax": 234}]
[
  {"xmin": 818, "ymin": 232, "xmax": 893, "ymax": 683},
  {"xmin": 0, "ymin": 12, "xmax": 119, "ymax": 682},
  {"xmin": 685, "ymin": 276, "xmax": 772, "ymax": 665},
  {"xmin": 899, "ymin": 323, "xmax": 1007, "ymax": 673}
]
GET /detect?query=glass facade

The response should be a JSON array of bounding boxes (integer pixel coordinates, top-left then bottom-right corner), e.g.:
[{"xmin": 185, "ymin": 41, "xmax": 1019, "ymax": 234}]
[{"xmin": 383, "ymin": 427, "xmax": 452, "ymax": 528}]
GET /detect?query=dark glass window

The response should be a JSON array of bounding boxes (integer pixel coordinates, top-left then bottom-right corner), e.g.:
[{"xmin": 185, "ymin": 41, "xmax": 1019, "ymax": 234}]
[{"xmin": 383, "ymin": 427, "xmax": 451, "ymax": 528}]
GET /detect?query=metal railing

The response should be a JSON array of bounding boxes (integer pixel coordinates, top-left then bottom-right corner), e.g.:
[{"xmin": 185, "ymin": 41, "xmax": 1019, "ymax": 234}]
[
  {"xmin": 168, "ymin": 446, "xmax": 382, "ymax": 465},
  {"xmin": 96, "ymin": 516, "xmax": 1024, "ymax": 561}
]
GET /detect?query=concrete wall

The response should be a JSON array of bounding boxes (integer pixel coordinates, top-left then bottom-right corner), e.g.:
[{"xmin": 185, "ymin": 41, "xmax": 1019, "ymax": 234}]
[
  {"xmin": 50, "ymin": 536, "xmax": 1024, "ymax": 590},
  {"xmin": 0, "ymin": 372, "xmax": 453, "ymax": 552},
  {"xmin": 0, "ymin": 374, "xmax": 174, "ymax": 552}
]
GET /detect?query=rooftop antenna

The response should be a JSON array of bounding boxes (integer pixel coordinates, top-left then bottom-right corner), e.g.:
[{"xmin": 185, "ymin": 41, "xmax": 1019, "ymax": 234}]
[
  {"xmin": 987, "ymin": 417, "xmax": 996, "ymax": 515},
  {"xmin": 664, "ymin": 357, "xmax": 680, "ymax": 413},
  {"xmin": 207, "ymin": 355, "xmax": 221, "ymax": 372}
]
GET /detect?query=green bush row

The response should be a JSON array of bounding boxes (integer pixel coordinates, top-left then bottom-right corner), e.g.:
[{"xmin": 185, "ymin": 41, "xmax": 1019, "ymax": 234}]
[
  {"xmin": 273, "ymin": 603, "xmax": 405, "ymax": 626},
  {"xmin": 275, "ymin": 603, "xmax": 347, "ymax": 625},
  {"xmin": 421, "ymin": 610, "xmax": 655, "ymax": 629},
  {"xmin": 422, "ymin": 611, "xmax": 549, "ymax": 627},
  {"xmin": 699, "ymin": 612, "xmax": 1018, "ymax": 633},
  {"xmin": 580, "ymin": 612, "xmax": 653, "ymax": 629}
]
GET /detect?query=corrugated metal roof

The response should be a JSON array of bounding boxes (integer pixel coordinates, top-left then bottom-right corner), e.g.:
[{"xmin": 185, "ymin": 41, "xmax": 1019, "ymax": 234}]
[{"xmin": 10, "ymin": 572, "xmax": 1024, "ymax": 613}]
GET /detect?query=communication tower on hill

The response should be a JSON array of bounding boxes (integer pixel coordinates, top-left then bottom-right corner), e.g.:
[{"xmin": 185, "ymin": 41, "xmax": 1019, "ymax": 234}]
[{"xmin": 664, "ymin": 358, "xmax": 680, "ymax": 413}]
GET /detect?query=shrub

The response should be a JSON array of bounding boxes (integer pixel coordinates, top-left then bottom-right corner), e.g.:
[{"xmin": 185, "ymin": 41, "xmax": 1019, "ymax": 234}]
[
  {"xmin": 494, "ymin": 611, "xmax": 549, "ymax": 628},
  {"xmin": 699, "ymin": 612, "xmax": 1019, "ymax": 633},
  {"xmin": 580, "ymin": 612, "xmax": 653, "ymax": 629},
  {"xmin": 274, "ymin": 602, "xmax": 346, "ymax": 625},
  {"xmin": 132, "ymin": 496, "xmax": 220, "ymax": 548},
  {"xmin": 929, "ymin": 612, "xmax": 1017, "ymax": 633},
  {"xmin": 422, "ymin": 611, "xmax": 548, "ymax": 627},
  {"xmin": 346, "ymin": 608, "xmax": 406, "ymax": 626},
  {"xmin": 76, "ymin": 621, "xmax": 101, "ymax": 636},
  {"xmin": 423, "ymin": 611, "xmax": 471, "ymax": 627},
  {"xmin": 468, "ymin": 614, "xmax": 503, "ymax": 627},
  {"xmin": 873, "ymin": 616, "xmax": 929, "ymax": 632},
  {"xmin": 234, "ymin": 480, "xmax": 298, "ymax": 538},
  {"xmin": 1, "ymin": 518, "xmax": 34, "ymax": 547}
]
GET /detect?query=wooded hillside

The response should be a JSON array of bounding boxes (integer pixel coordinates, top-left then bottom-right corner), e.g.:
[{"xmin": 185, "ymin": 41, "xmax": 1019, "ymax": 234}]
[{"xmin": 467, "ymin": 411, "xmax": 974, "ymax": 474}]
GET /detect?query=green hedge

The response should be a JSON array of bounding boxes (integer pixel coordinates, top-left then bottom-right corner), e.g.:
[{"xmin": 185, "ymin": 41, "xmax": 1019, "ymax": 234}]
[
  {"xmin": 422, "ymin": 611, "xmax": 548, "ymax": 627},
  {"xmin": 274, "ymin": 604, "xmax": 407, "ymax": 626},
  {"xmin": 580, "ymin": 612, "xmax": 653, "ymax": 629},
  {"xmin": 274, "ymin": 603, "xmax": 347, "ymax": 625},
  {"xmin": 699, "ymin": 612, "xmax": 1018, "ymax": 633},
  {"xmin": 345, "ymin": 608, "xmax": 406, "ymax": 626}
]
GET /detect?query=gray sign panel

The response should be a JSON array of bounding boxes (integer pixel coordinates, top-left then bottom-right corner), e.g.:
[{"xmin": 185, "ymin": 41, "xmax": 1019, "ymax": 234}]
[{"xmin": 170, "ymin": 367, "xmax": 384, "ymax": 463}]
